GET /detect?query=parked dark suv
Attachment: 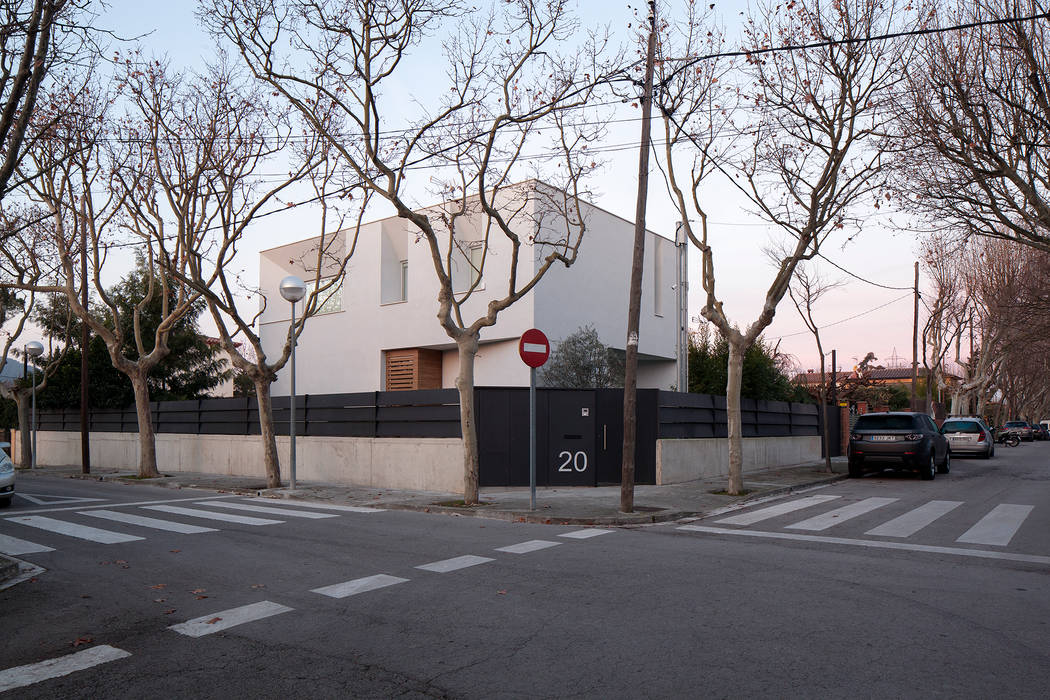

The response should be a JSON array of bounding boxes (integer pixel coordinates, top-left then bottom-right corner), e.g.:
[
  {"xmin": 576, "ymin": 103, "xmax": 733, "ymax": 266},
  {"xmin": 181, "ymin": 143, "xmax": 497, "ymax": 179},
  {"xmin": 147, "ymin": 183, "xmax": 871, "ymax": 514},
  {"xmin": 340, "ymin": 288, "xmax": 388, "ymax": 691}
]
[{"xmin": 848, "ymin": 412, "xmax": 950, "ymax": 480}]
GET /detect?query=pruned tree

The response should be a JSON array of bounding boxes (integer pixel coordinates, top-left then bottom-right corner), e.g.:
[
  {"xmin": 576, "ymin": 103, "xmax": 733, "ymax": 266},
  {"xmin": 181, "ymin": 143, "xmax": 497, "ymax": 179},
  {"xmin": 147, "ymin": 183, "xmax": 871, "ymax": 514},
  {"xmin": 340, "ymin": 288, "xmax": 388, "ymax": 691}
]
[
  {"xmin": 788, "ymin": 261, "xmax": 844, "ymax": 472},
  {"xmin": 658, "ymin": 0, "xmax": 909, "ymax": 494},
  {"xmin": 12, "ymin": 78, "xmax": 203, "ymax": 478},
  {"xmin": 204, "ymin": 0, "xmax": 615, "ymax": 503},
  {"xmin": 0, "ymin": 1, "xmax": 93, "ymax": 215},
  {"xmin": 897, "ymin": 0, "xmax": 1050, "ymax": 253},
  {"xmin": 541, "ymin": 325, "xmax": 624, "ymax": 389},
  {"xmin": 111, "ymin": 55, "xmax": 361, "ymax": 489}
]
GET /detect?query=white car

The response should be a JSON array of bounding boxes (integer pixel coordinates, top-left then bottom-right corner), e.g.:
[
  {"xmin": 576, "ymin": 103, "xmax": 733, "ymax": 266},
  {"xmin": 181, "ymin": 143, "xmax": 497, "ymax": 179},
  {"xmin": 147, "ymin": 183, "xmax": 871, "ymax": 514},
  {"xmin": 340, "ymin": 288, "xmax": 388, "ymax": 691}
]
[
  {"xmin": 0, "ymin": 442, "xmax": 14, "ymax": 507},
  {"xmin": 940, "ymin": 418, "xmax": 994, "ymax": 459}
]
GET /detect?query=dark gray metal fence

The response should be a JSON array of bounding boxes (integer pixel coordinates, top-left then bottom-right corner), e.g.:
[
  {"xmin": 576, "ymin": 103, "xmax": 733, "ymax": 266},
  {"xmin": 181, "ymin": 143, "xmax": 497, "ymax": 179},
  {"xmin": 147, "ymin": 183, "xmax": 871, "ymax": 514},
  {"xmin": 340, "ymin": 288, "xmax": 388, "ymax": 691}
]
[
  {"xmin": 36, "ymin": 390, "xmax": 461, "ymax": 439},
  {"xmin": 36, "ymin": 388, "xmax": 820, "ymax": 486}
]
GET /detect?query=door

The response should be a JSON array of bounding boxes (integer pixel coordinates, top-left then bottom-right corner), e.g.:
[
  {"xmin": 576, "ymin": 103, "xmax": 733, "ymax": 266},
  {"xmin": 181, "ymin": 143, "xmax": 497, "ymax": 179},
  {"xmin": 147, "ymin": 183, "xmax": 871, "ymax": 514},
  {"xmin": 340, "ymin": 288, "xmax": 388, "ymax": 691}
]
[{"xmin": 547, "ymin": 391, "xmax": 596, "ymax": 486}]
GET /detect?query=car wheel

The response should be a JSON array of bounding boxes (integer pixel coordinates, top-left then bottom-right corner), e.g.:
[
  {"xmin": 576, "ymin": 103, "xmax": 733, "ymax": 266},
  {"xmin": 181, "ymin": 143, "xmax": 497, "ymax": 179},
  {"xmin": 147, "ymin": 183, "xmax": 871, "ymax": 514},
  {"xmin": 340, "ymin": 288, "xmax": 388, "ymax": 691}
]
[
  {"xmin": 938, "ymin": 449, "xmax": 950, "ymax": 474},
  {"xmin": 848, "ymin": 459, "xmax": 864, "ymax": 478},
  {"xmin": 920, "ymin": 453, "xmax": 936, "ymax": 480}
]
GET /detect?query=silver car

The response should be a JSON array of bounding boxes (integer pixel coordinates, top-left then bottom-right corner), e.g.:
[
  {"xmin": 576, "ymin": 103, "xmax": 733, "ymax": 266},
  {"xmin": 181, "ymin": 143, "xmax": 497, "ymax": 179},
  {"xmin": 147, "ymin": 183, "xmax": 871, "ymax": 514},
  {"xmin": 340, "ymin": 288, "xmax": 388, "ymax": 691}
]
[
  {"xmin": 940, "ymin": 418, "xmax": 994, "ymax": 459},
  {"xmin": 0, "ymin": 442, "xmax": 14, "ymax": 507}
]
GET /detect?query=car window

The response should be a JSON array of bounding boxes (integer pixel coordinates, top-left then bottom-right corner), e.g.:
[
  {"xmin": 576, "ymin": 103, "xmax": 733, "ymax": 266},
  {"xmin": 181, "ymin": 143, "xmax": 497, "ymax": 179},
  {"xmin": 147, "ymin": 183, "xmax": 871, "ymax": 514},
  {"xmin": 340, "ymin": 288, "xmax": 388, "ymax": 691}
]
[
  {"xmin": 941, "ymin": 420, "xmax": 981, "ymax": 433},
  {"xmin": 854, "ymin": 415, "xmax": 918, "ymax": 431},
  {"xmin": 1005, "ymin": 421, "xmax": 1026, "ymax": 428}
]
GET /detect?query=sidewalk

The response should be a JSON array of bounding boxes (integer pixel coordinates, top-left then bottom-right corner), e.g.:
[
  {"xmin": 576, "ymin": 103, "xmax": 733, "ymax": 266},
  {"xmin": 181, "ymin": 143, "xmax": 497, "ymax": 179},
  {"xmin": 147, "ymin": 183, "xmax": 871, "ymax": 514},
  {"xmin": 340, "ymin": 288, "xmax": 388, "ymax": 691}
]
[{"xmin": 14, "ymin": 457, "xmax": 850, "ymax": 526}]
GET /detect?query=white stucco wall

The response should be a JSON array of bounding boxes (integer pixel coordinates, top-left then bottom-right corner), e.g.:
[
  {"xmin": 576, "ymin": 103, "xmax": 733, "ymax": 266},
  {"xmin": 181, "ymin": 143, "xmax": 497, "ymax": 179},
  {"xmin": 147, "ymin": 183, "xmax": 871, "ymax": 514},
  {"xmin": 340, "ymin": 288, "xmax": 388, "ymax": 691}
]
[
  {"xmin": 21, "ymin": 430, "xmax": 464, "ymax": 492},
  {"xmin": 259, "ymin": 184, "xmax": 677, "ymax": 394},
  {"xmin": 655, "ymin": 436, "xmax": 822, "ymax": 484}
]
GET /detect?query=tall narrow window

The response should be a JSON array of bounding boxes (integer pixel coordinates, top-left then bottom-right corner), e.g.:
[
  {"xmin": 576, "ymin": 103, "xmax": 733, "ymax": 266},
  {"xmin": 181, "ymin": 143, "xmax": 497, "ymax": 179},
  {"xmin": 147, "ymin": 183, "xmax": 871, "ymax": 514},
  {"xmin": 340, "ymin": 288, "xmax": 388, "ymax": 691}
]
[
  {"xmin": 469, "ymin": 244, "xmax": 483, "ymax": 286},
  {"xmin": 653, "ymin": 236, "xmax": 664, "ymax": 316},
  {"xmin": 399, "ymin": 260, "xmax": 408, "ymax": 302}
]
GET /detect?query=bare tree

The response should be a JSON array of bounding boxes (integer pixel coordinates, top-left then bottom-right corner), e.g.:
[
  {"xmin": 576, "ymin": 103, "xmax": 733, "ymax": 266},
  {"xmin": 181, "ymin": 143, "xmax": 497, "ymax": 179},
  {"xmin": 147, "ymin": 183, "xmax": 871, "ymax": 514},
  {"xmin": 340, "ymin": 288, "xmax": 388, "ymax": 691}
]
[
  {"xmin": 12, "ymin": 80, "xmax": 203, "ymax": 478},
  {"xmin": 788, "ymin": 262, "xmax": 843, "ymax": 472},
  {"xmin": 659, "ymin": 0, "xmax": 908, "ymax": 494},
  {"xmin": 114, "ymin": 56, "xmax": 361, "ymax": 488},
  {"xmin": 204, "ymin": 0, "xmax": 614, "ymax": 503},
  {"xmin": 0, "ymin": 1, "xmax": 93, "ymax": 214},
  {"xmin": 897, "ymin": 0, "xmax": 1050, "ymax": 253}
]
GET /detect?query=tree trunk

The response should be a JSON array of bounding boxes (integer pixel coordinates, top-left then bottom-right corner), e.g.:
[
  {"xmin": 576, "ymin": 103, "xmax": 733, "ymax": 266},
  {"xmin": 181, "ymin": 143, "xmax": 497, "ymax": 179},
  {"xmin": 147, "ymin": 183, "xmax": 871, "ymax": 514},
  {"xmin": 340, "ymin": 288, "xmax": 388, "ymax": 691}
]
[
  {"xmin": 254, "ymin": 376, "xmax": 282, "ymax": 489},
  {"xmin": 726, "ymin": 338, "xmax": 745, "ymax": 496},
  {"xmin": 456, "ymin": 334, "xmax": 480, "ymax": 505},
  {"xmin": 16, "ymin": 391, "xmax": 30, "ymax": 468},
  {"xmin": 819, "ymin": 352, "xmax": 832, "ymax": 473},
  {"xmin": 129, "ymin": 372, "xmax": 160, "ymax": 478}
]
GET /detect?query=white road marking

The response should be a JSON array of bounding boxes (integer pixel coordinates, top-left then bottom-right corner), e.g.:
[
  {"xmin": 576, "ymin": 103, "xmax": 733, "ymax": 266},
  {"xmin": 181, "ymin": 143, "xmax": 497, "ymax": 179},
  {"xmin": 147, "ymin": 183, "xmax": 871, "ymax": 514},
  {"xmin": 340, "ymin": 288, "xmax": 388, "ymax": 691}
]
[
  {"xmin": 0, "ymin": 645, "xmax": 131, "ymax": 692},
  {"xmin": 0, "ymin": 533, "xmax": 54, "ymax": 555},
  {"xmin": 865, "ymin": 500, "xmax": 963, "ymax": 538},
  {"xmin": 16, "ymin": 493, "xmax": 107, "ymax": 505},
  {"xmin": 785, "ymin": 497, "xmax": 898, "ymax": 531},
  {"xmin": 7, "ymin": 516, "xmax": 144, "ymax": 544},
  {"xmin": 495, "ymin": 540, "xmax": 562, "ymax": 554},
  {"xmin": 415, "ymin": 555, "xmax": 494, "ymax": 573},
  {"xmin": 255, "ymin": 501, "xmax": 385, "ymax": 514},
  {"xmin": 195, "ymin": 501, "xmax": 338, "ymax": 519},
  {"xmin": 956, "ymin": 504, "xmax": 1034, "ymax": 546},
  {"xmin": 79, "ymin": 510, "xmax": 218, "ymax": 534},
  {"xmin": 7, "ymin": 495, "xmax": 233, "ymax": 517},
  {"xmin": 678, "ymin": 525, "xmax": 1050, "ymax": 566},
  {"xmin": 311, "ymin": 574, "xmax": 410, "ymax": 598},
  {"xmin": 713, "ymin": 495, "xmax": 841, "ymax": 526},
  {"xmin": 558, "ymin": 529, "xmax": 613, "ymax": 539},
  {"xmin": 169, "ymin": 601, "xmax": 293, "ymax": 637},
  {"xmin": 141, "ymin": 505, "xmax": 283, "ymax": 526}
]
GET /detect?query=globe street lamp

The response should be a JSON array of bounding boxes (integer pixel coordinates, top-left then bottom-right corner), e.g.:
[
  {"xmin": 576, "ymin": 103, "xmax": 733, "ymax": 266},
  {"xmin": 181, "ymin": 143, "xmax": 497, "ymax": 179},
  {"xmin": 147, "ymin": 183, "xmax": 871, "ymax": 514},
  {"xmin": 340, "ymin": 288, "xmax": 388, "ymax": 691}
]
[
  {"xmin": 25, "ymin": 341, "xmax": 44, "ymax": 470},
  {"xmin": 279, "ymin": 275, "xmax": 307, "ymax": 490}
]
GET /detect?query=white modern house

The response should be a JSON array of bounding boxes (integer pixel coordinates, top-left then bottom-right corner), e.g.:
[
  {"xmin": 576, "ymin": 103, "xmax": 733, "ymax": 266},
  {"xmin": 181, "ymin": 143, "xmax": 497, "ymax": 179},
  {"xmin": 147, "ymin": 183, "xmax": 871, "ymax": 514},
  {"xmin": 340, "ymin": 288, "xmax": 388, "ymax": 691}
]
[{"xmin": 259, "ymin": 183, "xmax": 680, "ymax": 395}]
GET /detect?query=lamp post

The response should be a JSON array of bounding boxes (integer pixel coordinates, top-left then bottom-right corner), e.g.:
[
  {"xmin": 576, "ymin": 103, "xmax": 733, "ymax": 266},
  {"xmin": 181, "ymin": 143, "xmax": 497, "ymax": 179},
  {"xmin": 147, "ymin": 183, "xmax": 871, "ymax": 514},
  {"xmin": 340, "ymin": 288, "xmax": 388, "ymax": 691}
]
[
  {"xmin": 25, "ymin": 341, "xmax": 44, "ymax": 470},
  {"xmin": 279, "ymin": 275, "xmax": 307, "ymax": 490}
]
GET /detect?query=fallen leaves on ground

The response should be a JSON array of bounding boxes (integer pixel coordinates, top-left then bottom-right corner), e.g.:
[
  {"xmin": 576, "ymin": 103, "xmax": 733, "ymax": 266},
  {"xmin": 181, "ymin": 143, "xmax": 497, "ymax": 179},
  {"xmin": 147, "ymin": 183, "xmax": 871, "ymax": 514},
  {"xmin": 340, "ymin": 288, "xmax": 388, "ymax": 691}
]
[
  {"xmin": 72, "ymin": 637, "xmax": 93, "ymax": 647},
  {"xmin": 191, "ymin": 588, "xmax": 206, "ymax": 594},
  {"xmin": 250, "ymin": 584, "xmax": 265, "ymax": 589},
  {"xmin": 163, "ymin": 609, "xmax": 176, "ymax": 615},
  {"xmin": 169, "ymin": 549, "xmax": 181, "ymax": 554},
  {"xmin": 206, "ymin": 617, "xmax": 222, "ymax": 625},
  {"xmin": 195, "ymin": 595, "xmax": 208, "ymax": 600},
  {"xmin": 150, "ymin": 584, "xmax": 167, "ymax": 590}
]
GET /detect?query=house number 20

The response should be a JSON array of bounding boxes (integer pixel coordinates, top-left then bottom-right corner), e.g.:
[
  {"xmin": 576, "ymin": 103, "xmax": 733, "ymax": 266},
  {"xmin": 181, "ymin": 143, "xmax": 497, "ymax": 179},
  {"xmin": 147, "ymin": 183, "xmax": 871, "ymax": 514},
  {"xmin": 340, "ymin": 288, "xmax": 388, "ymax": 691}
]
[{"xmin": 557, "ymin": 450, "xmax": 588, "ymax": 473}]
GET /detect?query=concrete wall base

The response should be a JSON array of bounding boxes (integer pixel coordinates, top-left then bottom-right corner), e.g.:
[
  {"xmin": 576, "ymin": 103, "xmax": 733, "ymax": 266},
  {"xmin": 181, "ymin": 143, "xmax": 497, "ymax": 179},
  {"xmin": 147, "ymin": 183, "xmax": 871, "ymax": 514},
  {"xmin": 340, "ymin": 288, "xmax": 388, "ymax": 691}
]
[
  {"xmin": 656, "ymin": 436, "xmax": 822, "ymax": 484},
  {"xmin": 22, "ymin": 431, "xmax": 464, "ymax": 493}
]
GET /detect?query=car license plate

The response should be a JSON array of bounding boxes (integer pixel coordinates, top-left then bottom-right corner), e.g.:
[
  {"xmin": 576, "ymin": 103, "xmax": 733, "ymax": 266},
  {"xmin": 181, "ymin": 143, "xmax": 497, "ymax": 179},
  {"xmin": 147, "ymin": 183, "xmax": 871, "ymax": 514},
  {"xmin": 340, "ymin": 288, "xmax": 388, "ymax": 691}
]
[{"xmin": 870, "ymin": 435, "xmax": 896, "ymax": 442}]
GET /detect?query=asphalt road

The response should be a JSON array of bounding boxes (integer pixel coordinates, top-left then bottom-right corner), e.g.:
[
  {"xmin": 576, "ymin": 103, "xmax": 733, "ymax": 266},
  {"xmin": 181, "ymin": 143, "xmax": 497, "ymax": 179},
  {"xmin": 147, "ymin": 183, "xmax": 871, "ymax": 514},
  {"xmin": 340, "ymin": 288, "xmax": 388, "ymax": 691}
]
[{"xmin": 2, "ymin": 443, "xmax": 1049, "ymax": 698}]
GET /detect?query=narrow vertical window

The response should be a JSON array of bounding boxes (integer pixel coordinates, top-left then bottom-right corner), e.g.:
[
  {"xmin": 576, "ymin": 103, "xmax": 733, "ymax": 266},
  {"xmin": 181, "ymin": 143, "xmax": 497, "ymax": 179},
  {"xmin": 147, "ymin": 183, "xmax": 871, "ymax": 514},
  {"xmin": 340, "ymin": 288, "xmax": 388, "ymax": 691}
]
[
  {"xmin": 469, "ymin": 244, "xmax": 483, "ymax": 286},
  {"xmin": 399, "ymin": 260, "xmax": 408, "ymax": 301}
]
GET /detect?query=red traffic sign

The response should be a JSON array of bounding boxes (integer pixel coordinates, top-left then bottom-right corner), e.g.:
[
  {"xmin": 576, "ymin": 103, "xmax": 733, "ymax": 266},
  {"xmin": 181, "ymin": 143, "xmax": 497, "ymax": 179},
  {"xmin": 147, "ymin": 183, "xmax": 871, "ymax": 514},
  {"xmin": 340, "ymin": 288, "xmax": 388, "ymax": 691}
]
[{"xmin": 518, "ymin": 328, "xmax": 550, "ymax": 368}]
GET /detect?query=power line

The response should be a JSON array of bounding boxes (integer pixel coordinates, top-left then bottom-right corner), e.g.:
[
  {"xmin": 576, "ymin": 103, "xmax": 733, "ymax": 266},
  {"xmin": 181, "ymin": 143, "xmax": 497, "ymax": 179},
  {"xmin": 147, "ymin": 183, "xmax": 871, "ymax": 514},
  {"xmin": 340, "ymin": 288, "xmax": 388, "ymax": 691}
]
[{"xmin": 770, "ymin": 292, "xmax": 913, "ymax": 341}]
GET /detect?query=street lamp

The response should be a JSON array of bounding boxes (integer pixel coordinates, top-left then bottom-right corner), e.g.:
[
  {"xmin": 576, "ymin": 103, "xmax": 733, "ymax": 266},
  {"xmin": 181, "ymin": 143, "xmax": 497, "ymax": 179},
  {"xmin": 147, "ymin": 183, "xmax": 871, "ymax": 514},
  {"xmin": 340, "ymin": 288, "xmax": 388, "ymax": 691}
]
[
  {"xmin": 279, "ymin": 275, "xmax": 307, "ymax": 490},
  {"xmin": 25, "ymin": 341, "xmax": 44, "ymax": 470}
]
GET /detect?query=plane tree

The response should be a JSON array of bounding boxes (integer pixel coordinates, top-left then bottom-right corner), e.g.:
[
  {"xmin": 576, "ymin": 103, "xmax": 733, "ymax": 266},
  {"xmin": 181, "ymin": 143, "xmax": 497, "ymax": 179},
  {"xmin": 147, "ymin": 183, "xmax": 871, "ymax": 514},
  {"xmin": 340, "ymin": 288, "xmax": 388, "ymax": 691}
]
[
  {"xmin": 657, "ymin": 0, "xmax": 910, "ymax": 494},
  {"xmin": 204, "ymin": 0, "xmax": 616, "ymax": 503}
]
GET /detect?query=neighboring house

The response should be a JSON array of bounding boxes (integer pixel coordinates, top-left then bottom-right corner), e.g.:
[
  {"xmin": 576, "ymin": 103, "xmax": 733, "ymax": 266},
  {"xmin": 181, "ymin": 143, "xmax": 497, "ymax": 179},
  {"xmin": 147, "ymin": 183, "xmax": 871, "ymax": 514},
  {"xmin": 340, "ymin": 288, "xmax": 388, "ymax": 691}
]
[
  {"xmin": 259, "ymin": 183, "xmax": 678, "ymax": 395},
  {"xmin": 0, "ymin": 357, "xmax": 34, "ymax": 388}
]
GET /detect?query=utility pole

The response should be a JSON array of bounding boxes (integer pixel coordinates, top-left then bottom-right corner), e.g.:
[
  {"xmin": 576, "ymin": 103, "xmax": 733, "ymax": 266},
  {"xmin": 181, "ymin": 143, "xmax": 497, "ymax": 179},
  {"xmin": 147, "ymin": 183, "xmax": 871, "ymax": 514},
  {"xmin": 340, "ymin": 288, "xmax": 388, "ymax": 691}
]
[
  {"xmin": 80, "ymin": 195, "xmax": 90, "ymax": 474},
  {"xmin": 911, "ymin": 261, "xmax": 919, "ymax": 412},
  {"xmin": 621, "ymin": 0, "xmax": 657, "ymax": 514}
]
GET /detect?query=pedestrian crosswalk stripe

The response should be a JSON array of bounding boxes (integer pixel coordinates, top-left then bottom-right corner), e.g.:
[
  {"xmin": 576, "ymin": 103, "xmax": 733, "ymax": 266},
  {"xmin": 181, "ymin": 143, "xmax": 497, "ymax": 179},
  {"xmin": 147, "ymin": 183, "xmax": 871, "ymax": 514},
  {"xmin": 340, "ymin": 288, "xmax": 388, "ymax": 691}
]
[
  {"xmin": 311, "ymin": 574, "xmax": 409, "ymax": 598},
  {"xmin": 0, "ymin": 532, "xmax": 54, "ymax": 555},
  {"xmin": 678, "ymin": 525, "xmax": 1050, "ymax": 565},
  {"xmin": 0, "ymin": 645, "xmax": 131, "ymax": 693},
  {"xmin": 713, "ymin": 494, "xmax": 841, "ymax": 526},
  {"xmin": 415, "ymin": 555, "xmax": 494, "ymax": 573},
  {"xmin": 142, "ymin": 505, "xmax": 283, "ymax": 526},
  {"xmin": 8, "ymin": 516, "xmax": 145, "ymax": 544},
  {"xmin": 79, "ymin": 509, "xmax": 218, "ymax": 534},
  {"xmin": 260, "ymin": 501, "xmax": 385, "ymax": 514},
  {"xmin": 195, "ymin": 501, "xmax": 338, "ymax": 519},
  {"xmin": 956, "ymin": 504, "xmax": 1033, "ymax": 546},
  {"xmin": 558, "ymin": 529, "xmax": 613, "ymax": 539},
  {"xmin": 495, "ymin": 540, "xmax": 562, "ymax": 554},
  {"xmin": 169, "ymin": 601, "xmax": 293, "ymax": 637},
  {"xmin": 785, "ymin": 497, "xmax": 898, "ymax": 531},
  {"xmin": 865, "ymin": 500, "xmax": 963, "ymax": 538}
]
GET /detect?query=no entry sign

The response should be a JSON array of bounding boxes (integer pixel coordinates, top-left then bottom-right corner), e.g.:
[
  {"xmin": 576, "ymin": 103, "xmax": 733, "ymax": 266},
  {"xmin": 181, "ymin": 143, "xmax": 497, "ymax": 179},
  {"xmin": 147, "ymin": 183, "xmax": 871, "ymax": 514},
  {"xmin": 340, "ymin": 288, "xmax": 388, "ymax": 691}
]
[{"xmin": 518, "ymin": 328, "xmax": 550, "ymax": 368}]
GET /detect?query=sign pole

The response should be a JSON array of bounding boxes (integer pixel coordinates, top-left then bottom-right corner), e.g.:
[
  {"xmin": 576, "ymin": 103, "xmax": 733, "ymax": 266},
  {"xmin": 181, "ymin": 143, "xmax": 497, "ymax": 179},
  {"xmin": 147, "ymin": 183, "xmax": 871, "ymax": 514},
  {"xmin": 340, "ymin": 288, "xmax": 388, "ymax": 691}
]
[{"xmin": 530, "ymin": 365, "xmax": 536, "ymax": 511}]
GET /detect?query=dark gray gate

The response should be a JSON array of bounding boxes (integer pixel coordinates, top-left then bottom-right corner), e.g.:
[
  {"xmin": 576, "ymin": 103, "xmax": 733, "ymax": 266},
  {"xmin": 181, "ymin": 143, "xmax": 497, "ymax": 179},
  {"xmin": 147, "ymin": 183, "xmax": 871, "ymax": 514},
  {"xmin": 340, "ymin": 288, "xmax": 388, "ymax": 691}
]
[{"xmin": 546, "ymin": 391, "xmax": 596, "ymax": 486}]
